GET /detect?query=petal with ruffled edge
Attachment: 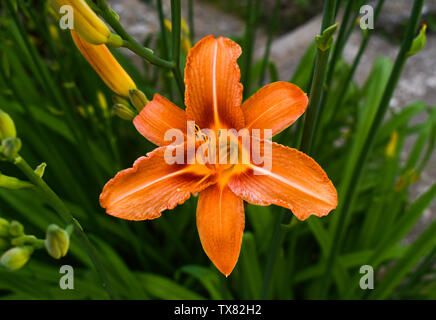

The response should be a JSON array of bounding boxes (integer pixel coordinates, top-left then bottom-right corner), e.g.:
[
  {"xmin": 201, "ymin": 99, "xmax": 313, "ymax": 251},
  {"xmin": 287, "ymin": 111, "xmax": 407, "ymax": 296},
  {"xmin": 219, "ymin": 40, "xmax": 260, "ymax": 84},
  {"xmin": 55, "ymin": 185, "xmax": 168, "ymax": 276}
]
[
  {"xmin": 100, "ymin": 145, "xmax": 215, "ymax": 221},
  {"xmin": 242, "ymin": 81, "xmax": 308, "ymax": 137},
  {"xmin": 133, "ymin": 94, "xmax": 187, "ymax": 147},
  {"xmin": 196, "ymin": 183, "xmax": 244, "ymax": 276},
  {"xmin": 228, "ymin": 141, "xmax": 337, "ymax": 221},
  {"xmin": 185, "ymin": 35, "xmax": 245, "ymax": 130}
]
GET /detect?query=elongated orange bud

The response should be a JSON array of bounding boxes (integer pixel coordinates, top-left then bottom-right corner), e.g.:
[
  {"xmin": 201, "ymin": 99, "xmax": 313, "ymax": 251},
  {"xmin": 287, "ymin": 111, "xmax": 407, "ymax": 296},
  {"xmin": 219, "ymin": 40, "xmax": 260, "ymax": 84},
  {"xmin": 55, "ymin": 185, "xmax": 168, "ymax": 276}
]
[{"xmin": 71, "ymin": 30, "xmax": 136, "ymax": 97}]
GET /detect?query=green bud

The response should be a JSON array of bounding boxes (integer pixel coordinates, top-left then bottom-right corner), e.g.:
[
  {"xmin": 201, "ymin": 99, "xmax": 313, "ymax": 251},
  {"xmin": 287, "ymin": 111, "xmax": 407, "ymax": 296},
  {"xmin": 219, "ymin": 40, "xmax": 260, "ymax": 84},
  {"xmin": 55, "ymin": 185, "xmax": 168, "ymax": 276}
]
[
  {"xmin": 315, "ymin": 23, "xmax": 338, "ymax": 51},
  {"xmin": 107, "ymin": 33, "xmax": 124, "ymax": 48},
  {"xmin": 0, "ymin": 173, "xmax": 34, "ymax": 190},
  {"xmin": 34, "ymin": 163, "xmax": 47, "ymax": 178},
  {"xmin": 45, "ymin": 224, "xmax": 70, "ymax": 259},
  {"xmin": 0, "ymin": 218, "xmax": 9, "ymax": 237},
  {"xmin": 0, "ymin": 246, "xmax": 33, "ymax": 271},
  {"xmin": 0, "ymin": 109, "xmax": 17, "ymax": 141},
  {"xmin": 112, "ymin": 95, "xmax": 130, "ymax": 107},
  {"xmin": 129, "ymin": 89, "xmax": 149, "ymax": 113},
  {"xmin": 0, "ymin": 238, "xmax": 8, "ymax": 251},
  {"xmin": 113, "ymin": 104, "xmax": 136, "ymax": 121},
  {"xmin": 1, "ymin": 137, "xmax": 22, "ymax": 159},
  {"xmin": 407, "ymin": 24, "xmax": 427, "ymax": 57},
  {"xmin": 9, "ymin": 220, "xmax": 24, "ymax": 237}
]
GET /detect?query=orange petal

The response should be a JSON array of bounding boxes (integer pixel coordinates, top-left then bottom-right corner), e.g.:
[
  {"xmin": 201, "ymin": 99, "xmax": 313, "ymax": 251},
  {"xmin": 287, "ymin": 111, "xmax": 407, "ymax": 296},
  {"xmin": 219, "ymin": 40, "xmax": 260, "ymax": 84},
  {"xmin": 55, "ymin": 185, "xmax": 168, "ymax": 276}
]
[
  {"xmin": 228, "ymin": 141, "xmax": 337, "ymax": 220},
  {"xmin": 100, "ymin": 146, "xmax": 215, "ymax": 221},
  {"xmin": 197, "ymin": 184, "xmax": 244, "ymax": 276},
  {"xmin": 133, "ymin": 94, "xmax": 187, "ymax": 146},
  {"xmin": 185, "ymin": 36, "xmax": 245, "ymax": 130},
  {"xmin": 242, "ymin": 81, "xmax": 308, "ymax": 137}
]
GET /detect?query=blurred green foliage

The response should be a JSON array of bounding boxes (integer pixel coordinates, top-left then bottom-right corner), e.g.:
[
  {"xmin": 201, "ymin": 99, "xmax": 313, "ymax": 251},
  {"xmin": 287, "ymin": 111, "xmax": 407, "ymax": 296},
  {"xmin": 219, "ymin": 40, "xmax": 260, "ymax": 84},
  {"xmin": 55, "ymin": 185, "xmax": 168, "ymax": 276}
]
[{"xmin": 0, "ymin": 0, "xmax": 435, "ymax": 300}]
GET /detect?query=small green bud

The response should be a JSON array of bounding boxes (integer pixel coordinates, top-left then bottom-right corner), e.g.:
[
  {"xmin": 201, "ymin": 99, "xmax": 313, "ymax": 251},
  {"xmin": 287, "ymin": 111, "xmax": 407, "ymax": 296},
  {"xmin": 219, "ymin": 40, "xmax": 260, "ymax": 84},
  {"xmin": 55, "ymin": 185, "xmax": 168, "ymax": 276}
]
[
  {"xmin": 112, "ymin": 94, "xmax": 130, "ymax": 106},
  {"xmin": 129, "ymin": 89, "xmax": 149, "ymax": 113},
  {"xmin": 407, "ymin": 24, "xmax": 427, "ymax": 57},
  {"xmin": 107, "ymin": 33, "xmax": 124, "ymax": 48},
  {"xmin": 45, "ymin": 224, "xmax": 70, "ymax": 259},
  {"xmin": 34, "ymin": 163, "xmax": 47, "ymax": 178},
  {"xmin": 1, "ymin": 137, "xmax": 22, "ymax": 159},
  {"xmin": 0, "ymin": 218, "xmax": 9, "ymax": 237},
  {"xmin": 0, "ymin": 246, "xmax": 33, "ymax": 271},
  {"xmin": 0, "ymin": 238, "xmax": 8, "ymax": 251},
  {"xmin": 113, "ymin": 104, "xmax": 136, "ymax": 121},
  {"xmin": 9, "ymin": 220, "xmax": 24, "ymax": 237},
  {"xmin": 0, "ymin": 109, "xmax": 17, "ymax": 141},
  {"xmin": 316, "ymin": 23, "xmax": 338, "ymax": 51}
]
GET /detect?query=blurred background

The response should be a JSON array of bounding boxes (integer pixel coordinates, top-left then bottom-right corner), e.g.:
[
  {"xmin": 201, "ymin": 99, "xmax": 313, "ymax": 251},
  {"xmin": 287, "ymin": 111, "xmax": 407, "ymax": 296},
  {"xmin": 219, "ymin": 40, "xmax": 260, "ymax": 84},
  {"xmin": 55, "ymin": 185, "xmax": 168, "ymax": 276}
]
[{"xmin": 0, "ymin": 0, "xmax": 435, "ymax": 300}]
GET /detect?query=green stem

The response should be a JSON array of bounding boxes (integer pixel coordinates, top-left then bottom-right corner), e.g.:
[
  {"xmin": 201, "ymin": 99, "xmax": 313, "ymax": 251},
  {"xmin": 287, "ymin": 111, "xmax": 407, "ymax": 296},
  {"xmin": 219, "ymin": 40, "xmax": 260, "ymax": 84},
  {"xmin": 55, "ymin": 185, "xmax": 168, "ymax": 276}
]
[
  {"xmin": 242, "ymin": 0, "xmax": 261, "ymax": 97},
  {"xmin": 12, "ymin": 155, "xmax": 117, "ymax": 299},
  {"xmin": 157, "ymin": 0, "xmax": 170, "ymax": 60},
  {"xmin": 155, "ymin": 0, "xmax": 174, "ymax": 100},
  {"xmin": 318, "ymin": 0, "xmax": 425, "ymax": 299},
  {"xmin": 260, "ymin": 209, "xmax": 292, "ymax": 299},
  {"xmin": 97, "ymin": 0, "xmax": 174, "ymax": 69},
  {"xmin": 300, "ymin": 0, "xmax": 338, "ymax": 155},
  {"xmin": 171, "ymin": 0, "xmax": 185, "ymax": 101},
  {"xmin": 326, "ymin": 0, "xmax": 385, "ymax": 127},
  {"xmin": 188, "ymin": 0, "xmax": 195, "ymax": 44}
]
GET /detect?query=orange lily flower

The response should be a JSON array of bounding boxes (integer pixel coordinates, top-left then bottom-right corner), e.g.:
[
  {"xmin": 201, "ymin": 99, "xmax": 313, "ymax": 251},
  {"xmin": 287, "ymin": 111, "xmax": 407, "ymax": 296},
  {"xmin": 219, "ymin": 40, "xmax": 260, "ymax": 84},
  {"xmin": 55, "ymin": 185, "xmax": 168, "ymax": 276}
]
[{"xmin": 100, "ymin": 36, "xmax": 337, "ymax": 276}]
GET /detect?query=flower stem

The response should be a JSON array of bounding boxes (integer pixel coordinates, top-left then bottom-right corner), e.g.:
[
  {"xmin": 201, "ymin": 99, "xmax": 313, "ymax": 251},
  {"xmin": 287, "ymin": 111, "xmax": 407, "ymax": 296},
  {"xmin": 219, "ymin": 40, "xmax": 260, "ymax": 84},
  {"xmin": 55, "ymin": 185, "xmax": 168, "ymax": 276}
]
[
  {"xmin": 318, "ymin": 0, "xmax": 425, "ymax": 299},
  {"xmin": 188, "ymin": 0, "xmax": 195, "ymax": 44},
  {"xmin": 12, "ymin": 155, "xmax": 117, "ymax": 300},
  {"xmin": 171, "ymin": 0, "xmax": 185, "ymax": 102},
  {"xmin": 242, "ymin": 0, "xmax": 261, "ymax": 97},
  {"xmin": 325, "ymin": 0, "xmax": 386, "ymax": 127},
  {"xmin": 300, "ymin": 0, "xmax": 338, "ymax": 155},
  {"xmin": 260, "ymin": 209, "xmax": 292, "ymax": 299}
]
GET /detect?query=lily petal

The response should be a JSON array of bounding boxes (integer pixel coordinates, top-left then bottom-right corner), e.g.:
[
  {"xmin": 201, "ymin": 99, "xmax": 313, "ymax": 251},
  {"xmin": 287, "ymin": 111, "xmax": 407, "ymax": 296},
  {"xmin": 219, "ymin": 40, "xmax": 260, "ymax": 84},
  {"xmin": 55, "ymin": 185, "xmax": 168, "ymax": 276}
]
[
  {"xmin": 242, "ymin": 81, "xmax": 308, "ymax": 137},
  {"xmin": 197, "ymin": 184, "xmax": 244, "ymax": 276},
  {"xmin": 185, "ymin": 35, "xmax": 245, "ymax": 130},
  {"xmin": 133, "ymin": 94, "xmax": 187, "ymax": 147},
  {"xmin": 100, "ymin": 146, "xmax": 215, "ymax": 221},
  {"xmin": 228, "ymin": 141, "xmax": 337, "ymax": 220}
]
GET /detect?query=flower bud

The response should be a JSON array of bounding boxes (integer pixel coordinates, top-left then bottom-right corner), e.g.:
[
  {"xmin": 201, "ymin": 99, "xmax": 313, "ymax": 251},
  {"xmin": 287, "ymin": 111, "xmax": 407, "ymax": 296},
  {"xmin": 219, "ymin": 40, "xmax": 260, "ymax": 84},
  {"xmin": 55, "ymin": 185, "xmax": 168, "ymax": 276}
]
[
  {"xmin": 97, "ymin": 91, "xmax": 108, "ymax": 111},
  {"xmin": 316, "ymin": 24, "xmax": 338, "ymax": 51},
  {"xmin": 407, "ymin": 23, "xmax": 427, "ymax": 57},
  {"xmin": 0, "ymin": 109, "xmax": 17, "ymax": 141},
  {"xmin": 385, "ymin": 131, "xmax": 398, "ymax": 158},
  {"xmin": 1, "ymin": 137, "xmax": 22, "ymax": 159},
  {"xmin": 34, "ymin": 163, "xmax": 47, "ymax": 178},
  {"xmin": 71, "ymin": 30, "xmax": 136, "ymax": 97},
  {"xmin": 45, "ymin": 224, "xmax": 70, "ymax": 259},
  {"xmin": 49, "ymin": 0, "xmax": 123, "ymax": 47},
  {"xmin": 9, "ymin": 220, "xmax": 24, "ymax": 238},
  {"xmin": 113, "ymin": 104, "xmax": 136, "ymax": 121},
  {"xmin": 129, "ymin": 89, "xmax": 149, "ymax": 113},
  {"xmin": 0, "ymin": 246, "xmax": 33, "ymax": 271},
  {"xmin": 0, "ymin": 218, "xmax": 9, "ymax": 238},
  {"xmin": 0, "ymin": 174, "xmax": 34, "ymax": 190}
]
